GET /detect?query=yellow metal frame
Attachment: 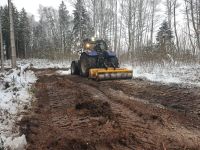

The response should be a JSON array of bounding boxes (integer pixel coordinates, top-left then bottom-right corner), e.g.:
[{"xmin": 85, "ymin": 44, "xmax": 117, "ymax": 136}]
[{"xmin": 89, "ymin": 68, "xmax": 133, "ymax": 80}]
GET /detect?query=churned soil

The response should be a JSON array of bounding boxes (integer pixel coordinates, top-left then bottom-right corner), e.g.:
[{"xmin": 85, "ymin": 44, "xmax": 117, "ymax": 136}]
[{"xmin": 20, "ymin": 69, "xmax": 200, "ymax": 150}]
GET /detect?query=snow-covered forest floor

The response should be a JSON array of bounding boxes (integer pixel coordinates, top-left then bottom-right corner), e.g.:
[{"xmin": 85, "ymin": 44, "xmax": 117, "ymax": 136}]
[
  {"xmin": 125, "ymin": 63, "xmax": 200, "ymax": 87},
  {"xmin": 0, "ymin": 65, "xmax": 36, "ymax": 149},
  {"xmin": 3, "ymin": 59, "xmax": 71, "ymax": 69},
  {"xmin": 0, "ymin": 59, "xmax": 71, "ymax": 149},
  {"xmin": 0, "ymin": 59, "xmax": 200, "ymax": 149},
  {"xmin": 3, "ymin": 59, "xmax": 200, "ymax": 87}
]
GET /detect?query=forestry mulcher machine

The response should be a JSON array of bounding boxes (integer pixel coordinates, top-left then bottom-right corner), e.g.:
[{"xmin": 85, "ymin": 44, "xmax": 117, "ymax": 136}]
[{"xmin": 71, "ymin": 38, "xmax": 133, "ymax": 81}]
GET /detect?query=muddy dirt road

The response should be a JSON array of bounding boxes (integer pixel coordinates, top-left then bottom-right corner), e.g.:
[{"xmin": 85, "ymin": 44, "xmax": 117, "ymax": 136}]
[{"xmin": 20, "ymin": 69, "xmax": 200, "ymax": 150}]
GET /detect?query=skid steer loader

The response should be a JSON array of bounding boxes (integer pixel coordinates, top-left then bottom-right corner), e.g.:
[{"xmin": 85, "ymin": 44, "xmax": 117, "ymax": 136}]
[{"xmin": 71, "ymin": 38, "xmax": 133, "ymax": 81}]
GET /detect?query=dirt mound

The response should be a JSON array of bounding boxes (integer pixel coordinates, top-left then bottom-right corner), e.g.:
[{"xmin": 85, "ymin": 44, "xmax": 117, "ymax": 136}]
[
  {"xmin": 47, "ymin": 137, "xmax": 96, "ymax": 150},
  {"xmin": 76, "ymin": 100, "xmax": 113, "ymax": 119}
]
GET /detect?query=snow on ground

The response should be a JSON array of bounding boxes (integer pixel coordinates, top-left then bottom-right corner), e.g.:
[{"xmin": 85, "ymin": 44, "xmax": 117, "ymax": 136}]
[
  {"xmin": 122, "ymin": 63, "xmax": 200, "ymax": 87},
  {"xmin": 20, "ymin": 59, "xmax": 71, "ymax": 69},
  {"xmin": 0, "ymin": 59, "xmax": 71, "ymax": 149},
  {"xmin": 3, "ymin": 59, "xmax": 200, "ymax": 87},
  {"xmin": 4, "ymin": 59, "xmax": 71, "ymax": 69},
  {"xmin": 56, "ymin": 70, "xmax": 71, "ymax": 75},
  {"xmin": 0, "ymin": 65, "xmax": 37, "ymax": 150}
]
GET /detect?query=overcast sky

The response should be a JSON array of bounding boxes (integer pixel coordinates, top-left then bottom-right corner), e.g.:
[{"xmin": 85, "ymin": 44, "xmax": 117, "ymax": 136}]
[
  {"xmin": 0, "ymin": 0, "xmax": 73, "ymax": 20},
  {"xmin": 0, "ymin": 0, "xmax": 184, "ymax": 26}
]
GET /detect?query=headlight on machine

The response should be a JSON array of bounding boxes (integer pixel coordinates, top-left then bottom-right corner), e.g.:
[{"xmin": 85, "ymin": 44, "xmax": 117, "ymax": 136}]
[{"xmin": 86, "ymin": 43, "xmax": 91, "ymax": 49}]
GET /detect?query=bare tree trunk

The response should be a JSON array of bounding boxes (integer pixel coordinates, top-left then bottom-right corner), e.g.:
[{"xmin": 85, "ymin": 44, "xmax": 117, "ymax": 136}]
[
  {"xmin": 137, "ymin": 0, "xmax": 142, "ymax": 50},
  {"xmin": 112, "ymin": 0, "xmax": 115, "ymax": 48},
  {"xmin": 190, "ymin": 0, "xmax": 200, "ymax": 52},
  {"xmin": 131, "ymin": 7, "xmax": 136, "ymax": 61},
  {"xmin": 24, "ymin": 42, "xmax": 27, "ymax": 59},
  {"xmin": 61, "ymin": 31, "xmax": 64, "ymax": 55},
  {"xmin": 128, "ymin": 0, "xmax": 132, "ymax": 61},
  {"xmin": 93, "ymin": 0, "xmax": 96, "ymax": 36},
  {"xmin": 166, "ymin": 0, "xmax": 173, "ymax": 54},
  {"xmin": 0, "ymin": 11, "xmax": 4, "ymax": 72},
  {"xmin": 118, "ymin": 0, "xmax": 124, "ymax": 58},
  {"xmin": 173, "ymin": 0, "xmax": 180, "ymax": 52},
  {"xmin": 100, "ymin": 0, "xmax": 103, "ymax": 38},
  {"xmin": 8, "ymin": 0, "xmax": 17, "ymax": 68},
  {"xmin": 185, "ymin": 0, "xmax": 196, "ymax": 54},
  {"xmin": 198, "ymin": 0, "xmax": 200, "ymax": 32},
  {"xmin": 114, "ymin": 0, "xmax": 118, "ymax": 54},
  {"xmin": 167, "ymin": 0, "xmax": 172, "ymax": 29},
  {"xmin": 150, "ymin": 0, "xmax": 155, "ymax": 47}
]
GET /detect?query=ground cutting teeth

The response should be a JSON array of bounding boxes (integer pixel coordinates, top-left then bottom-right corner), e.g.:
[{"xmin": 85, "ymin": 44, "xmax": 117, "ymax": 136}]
[{"xmin": 97, "ymin": 72, "xmax": 132, "ymax": 80}]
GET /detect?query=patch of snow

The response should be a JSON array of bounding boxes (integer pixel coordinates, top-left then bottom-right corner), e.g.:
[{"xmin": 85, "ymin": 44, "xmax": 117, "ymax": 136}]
[
  {"xmin": 2, "ymin": 59, "xmax": 71, "ymax": 69},
  {"xmin": 4, "ymin": 135, "xmax": 27, "ymax": 150},
  {"xmin": 0, "ymin": 64, "xmax": 37, "ymax": 149},
  {"xmin": 56, "ymin": 70, "xmax": 71, "ymax": 75},
  {"xmin": 133, "ymin": 66, "xmax": 181, "ymax": 84},
  {"xmin": 23, "ymin": 59, "xmax": 70, "ymax": 69},
  {"xmin": 122, "ymin": 63, "xmax": 200, "ymax": 87}
]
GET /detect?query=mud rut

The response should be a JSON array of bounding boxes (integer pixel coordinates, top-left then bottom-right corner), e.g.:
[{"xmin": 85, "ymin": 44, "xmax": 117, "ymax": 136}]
[{"xmin": 20, "ymin": 69, "xmax": 200, "ymax": 150}]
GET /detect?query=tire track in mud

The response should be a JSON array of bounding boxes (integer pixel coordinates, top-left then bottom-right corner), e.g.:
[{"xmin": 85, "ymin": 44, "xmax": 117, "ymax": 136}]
[
  {"xmin": 73, "ymin": 75, "xmax": 200, "ymax": 118},
  {"xmin": 68, "ymin": 76, "xmax": 200, "ymax": 149},
  {"xmin": 20, "ymin": 69, "xmax": 200, "ymax": 150},
  {"xmin": 108, "ymin": 79, "xmax": 200, "ymax": 116}
]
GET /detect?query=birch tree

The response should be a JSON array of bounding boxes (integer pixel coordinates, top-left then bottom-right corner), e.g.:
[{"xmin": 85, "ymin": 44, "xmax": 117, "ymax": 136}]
[
  {"xmin": 0, "ymin": 8, "xmax": 4, "ymax": 72},
  {"xmin": 184, "ymin": 0, "xmax": 196, "ymax": 54},
  {"xmin": 184, "ymin": 0, "xmax": 200, "ymax": 54},
  {"xmin": 18, "ymin": 8, "xmax": 30, "ymax": 58},
  {"xmin": 8, "ymin": 0, "xmax": 16, "ymax": 68},
  {"xmin": 190, "ymin": 0, "xmax": 200, "ymax": 52},
  {"xmin": 150, "ymin": 0, "xmax": 159, "ymax": 47},
  {"xmin": 173, "ymin": 0, "xmax": 180, "ymax": 52}
]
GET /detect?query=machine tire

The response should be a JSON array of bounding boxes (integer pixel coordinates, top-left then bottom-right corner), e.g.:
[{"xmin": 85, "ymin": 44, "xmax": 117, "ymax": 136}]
[
  {"xmin": 80, "ymin": 53, "xmax": 96, "ymax": 77},
  {"xmin": 71, "ymin": 61, "xmax": 79, "ymax": 75}
]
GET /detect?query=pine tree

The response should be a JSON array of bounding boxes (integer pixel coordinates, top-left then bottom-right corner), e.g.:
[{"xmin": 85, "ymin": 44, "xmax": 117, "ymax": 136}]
[
  {"xmin": 12, "ymin": 4, "xmax": 20, "ymax": 58},
  {"xmin": 156, "ymin": 21, "xmax": 173, "ymax": 48},
  {"xmin": 156, "ymin": 20, "xmax": 174, "ymax": 61},
  {"xmin": 73, "ymin": 0, "xmax": 94, "ymax": 48},
  {"xmin": 8, "ymin": 0, "xmax": 17, "ymax": 68},
  {"xmin": 0, "ymin": 7, "xmax": 4, "ymax": 71},
  {"xmin": 18, "ymin": 8, "xmax": 30, "ymax": 58},
  {"xmin": 1, "ymin": 4, "xmax": 20, "ymax": 59},
  {"xmin": 1, "ymin": 6, "xmax": 10, "ymax": 59}
]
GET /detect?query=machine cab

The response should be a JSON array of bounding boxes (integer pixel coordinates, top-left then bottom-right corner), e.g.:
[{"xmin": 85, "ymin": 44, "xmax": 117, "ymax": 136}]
[{"xmin": 83, "ymin": 39, "xmax": 107, "ymax": 51}]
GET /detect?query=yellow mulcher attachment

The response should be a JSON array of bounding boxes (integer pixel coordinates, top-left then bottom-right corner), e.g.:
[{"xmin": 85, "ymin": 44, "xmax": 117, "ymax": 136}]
[{"xmin": 89, "ymin": 68, "xmax": 133, "ymax": 81}]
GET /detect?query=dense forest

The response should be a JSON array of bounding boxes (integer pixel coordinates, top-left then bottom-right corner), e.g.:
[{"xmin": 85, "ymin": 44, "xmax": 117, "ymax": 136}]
[{"xmin": 0, "ymin": 0, "xmax": 200, "ymax": 64}]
